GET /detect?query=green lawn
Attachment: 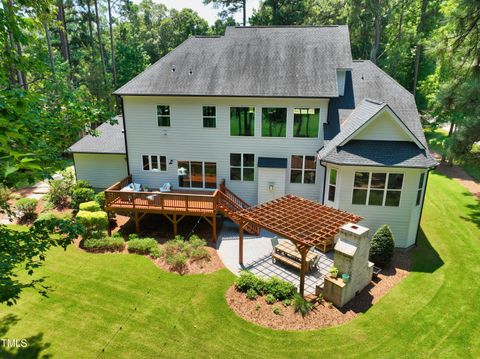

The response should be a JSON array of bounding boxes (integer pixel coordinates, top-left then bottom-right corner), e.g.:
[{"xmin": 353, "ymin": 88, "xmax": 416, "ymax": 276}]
[{"xmin": 2, "ymin": 172, "xmax": 480, "ymax": 358}]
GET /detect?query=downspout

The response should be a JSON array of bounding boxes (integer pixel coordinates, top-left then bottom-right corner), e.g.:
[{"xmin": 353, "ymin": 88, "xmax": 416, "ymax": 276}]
[
  {"xmin": 71, "ymin": 152, "xmax": 78, "ymax": 181},
  {"xmin": 120, "ymin": 96, "xmax": 130, "ymax": 176},
  {"xmin": 414, "ymin": 167, "xmax": 434, "ymax": 246},
  {"xmin": 317, "ymin": 147, "xmax": 327, "ymax": 204}
]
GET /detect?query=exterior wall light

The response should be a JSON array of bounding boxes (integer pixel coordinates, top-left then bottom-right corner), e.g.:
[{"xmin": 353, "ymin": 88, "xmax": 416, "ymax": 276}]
[{"xmin": 268, "ymin": 182, "xmax": 275, "ymax": 192}]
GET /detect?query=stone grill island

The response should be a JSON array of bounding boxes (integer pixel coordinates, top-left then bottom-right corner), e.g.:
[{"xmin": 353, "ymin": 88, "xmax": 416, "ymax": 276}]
[{"xmin": 323, "ymin": 223, "xmax": 374, "ymax": 307}]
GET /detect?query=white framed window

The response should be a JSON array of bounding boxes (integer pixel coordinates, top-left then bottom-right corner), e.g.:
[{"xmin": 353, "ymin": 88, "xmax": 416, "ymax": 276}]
[
  {"xmin": 290, "ymin": 155, "xmax": 316, "ymax": 184},
  {"xmin": 157, "ymin": 105, "xmax": 170, "ymax": 127},
  {"xmin": 416, "ymin": 172, "xmax": 426, "ymax": 206},
  {"xmin": 327, "ymin": 168, "xmax": 338, "ymax": 202},
  {"xmin": 230, "ymin": 153, "xmax": 255, "ymax": 181},
  {"xmin": 203, "ymin": 106, "xmax": 216, "ymax": 128},
  {"xmin": 142, "ymin": 155, "xmax": 167, "ymax": 172},
  {"xmin": 352, "ymin": 171, "xmax": 403, "ymax": 207},
  {"xmin": 177, "ymin": 161, "xmax": 217, "ymax": 189}
]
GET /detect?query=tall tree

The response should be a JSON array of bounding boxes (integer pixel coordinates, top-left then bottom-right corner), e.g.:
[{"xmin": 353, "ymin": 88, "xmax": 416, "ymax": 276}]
[
  {"xmin": 107, "ymin": 0, "xmax": 117, "ymax": 87},
  {"xmin": 56, "ymin": 0, "xmax": 71, "ymax": 67},
  {"xmin": 412, "ymin": 0, "xmax": 428, "ymax": 96},
  {"xmin": 203, "ymin": 0, "xmax": 247, "ymax": 26},
  {"xmin": 93, "ymin": 0, "xmax": 107, "ymax": 86}
]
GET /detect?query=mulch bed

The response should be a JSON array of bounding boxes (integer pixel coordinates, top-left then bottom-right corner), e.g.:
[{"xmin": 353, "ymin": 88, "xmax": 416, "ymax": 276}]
[{"xmin": 226, "ymin": 252, "xmax": 411, "ymax": 331}]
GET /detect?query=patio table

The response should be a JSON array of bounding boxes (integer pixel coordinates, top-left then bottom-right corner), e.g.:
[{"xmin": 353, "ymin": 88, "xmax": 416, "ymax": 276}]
[{"xmin": 273, "ymin": 241, "xmax": 319, "ymax": 271}]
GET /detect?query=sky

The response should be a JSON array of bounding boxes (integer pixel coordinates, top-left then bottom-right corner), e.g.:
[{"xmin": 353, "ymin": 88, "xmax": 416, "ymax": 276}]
[{"xmin": 134, "ymin": 0, "xmax": 261, "ymax": 25}]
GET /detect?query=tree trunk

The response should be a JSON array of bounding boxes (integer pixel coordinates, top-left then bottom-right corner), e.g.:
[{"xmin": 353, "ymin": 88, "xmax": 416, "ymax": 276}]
[
  {"xmin": 242, "ymin": 0, "xmax": 246, "ymax": 26},
  {"xmin": 413, "ymin": 0, "xmax": 428, "ymax": 97},
  {"xmin": 397, "ymin": 0, "xmax": 405, "ymax": 43},
  {"xmin": 94, "ymin": 0, "xmax": 108, "ymax": 86},
  {"xmin": 57, "ymin": 0, "xmax": 71, "ymax": 66},
  {"xmin": 43, "ymin": 21, "xmax": 56, "ymax": 79},
  {"xmin": 107, "ymin": 0, "xmax": 117, "ymax": 87},
  {"xmin": 370, "ymin": 0, "xmax": 381, "ymax": 63},
  {"xmin": 86, "ymin": 0, "xmax": 95, "ymax": 57}
]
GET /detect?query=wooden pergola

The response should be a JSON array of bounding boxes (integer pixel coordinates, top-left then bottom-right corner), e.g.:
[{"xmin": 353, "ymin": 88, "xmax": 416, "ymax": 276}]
[{"xmin": 236, "ymin": 195, "xmax": 363, "ymax": 296}]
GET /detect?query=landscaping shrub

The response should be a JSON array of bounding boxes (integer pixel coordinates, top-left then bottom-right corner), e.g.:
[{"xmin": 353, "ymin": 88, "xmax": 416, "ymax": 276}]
[
  {"xmin": 15, "ymin": 198, "xmax": 38, "ymax": 221},
  {"xmin": 282, "ymin": 299, "xmax": 292, "ymax": 307},
  {"xmin": 73, "ymin": 180, "xmax": 93, "ymax": 190},
  {"xmin": 72, "ymin": 188, "xmax": 95, "ymax": 210},
  {"xmin": 79, "ymin": 201, "xmax": 101, "ymax": 212},
  {"xmin": 264, "ymin": 277, "xmax": 296, "ymax": 301},
  {"xmin": 272, "ymin": 306, "xmax": 282, "ymax": 315},
  {"xmin": 293, "ymin": 294, "xmax": 314, "ymax": 317},
  {"xmin": 246, "ymin": 288, "xmax": 257, "ymax": 300},
  {"xmin": 83, "ymin": 236, "xmax": 125, "ymax": 252},
  {"xmin": 369, "ymin": 224, "xmax": 395, "ymax": 267},
  {"xmin": 76, "ymin": 210, "xmax": 108, "ymax": 238},
  {"xmin": 166, "ymin": 253, "xmax": 188, "ymax": 274},
  {"xmin": 95, "ymin": 191, "xmax": 105, "ymax": 209},
  {"xmin": 234, "ymin": 271, "xmax": 264, "ymax": 294},
  {"xmin": 128, "ymin": 237, "xmax": 161, "ymax": 258},
  {"xmin": 36, "ymin": 211, "xmax": 72, "ymax": 222},
  {"xmin": 265, "ymin": 294, "xmax": 276, "ymax": 304},
  {"xmin": 162, "ymin": 235, "xmax": 210, "ymax": 265},
  {"xmin": 47, "ymin": 179, "xmax": 70, "ymax": 207},
  {"xmin": 0, "ymin": 185, "xmax": 11, "ymax": 203}
]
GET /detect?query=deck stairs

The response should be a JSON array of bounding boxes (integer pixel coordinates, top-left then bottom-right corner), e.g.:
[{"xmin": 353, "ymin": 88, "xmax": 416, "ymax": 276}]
[{"xmin": 217, "ymin": 184, "xmax": 260, "ymax": 235}]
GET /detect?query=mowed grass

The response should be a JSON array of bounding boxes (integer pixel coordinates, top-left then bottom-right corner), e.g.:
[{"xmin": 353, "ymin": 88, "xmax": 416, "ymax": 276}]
[{"xmin": 2, "ymin": 172, "xmax": 480, "ymax": 358}]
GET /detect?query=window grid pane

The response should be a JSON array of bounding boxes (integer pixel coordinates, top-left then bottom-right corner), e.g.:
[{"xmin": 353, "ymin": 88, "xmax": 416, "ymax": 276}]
[
  {"xmin": 261, "ymin": 108, "xmax": 287, "ymax": 137},
  {"xmin": 230, "ymin": 107, "xmax": 255, "ymax": 136},
  {"xmin": 143, "ymin": 155, "xmax": 149, "ymax": 171},
  {"xmin": 293, "ymin": 108, "xmax": 320, "ymax": 138}
]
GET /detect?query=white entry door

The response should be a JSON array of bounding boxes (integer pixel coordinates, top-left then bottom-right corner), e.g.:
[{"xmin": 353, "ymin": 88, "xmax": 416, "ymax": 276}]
[{"xmin": 258, "ymin": 167, "xmax": 286, "ymax": 204}]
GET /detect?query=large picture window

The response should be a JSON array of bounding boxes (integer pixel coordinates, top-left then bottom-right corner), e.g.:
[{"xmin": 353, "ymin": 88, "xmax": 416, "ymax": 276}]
[
  {"xmin": 230, "ymin": 153, "xmax": 255, "ymax": 181},
  {"xmin": 230, "ymin": 107, "xmax": 255, "ymax": 136},
  {"xmin": 327, "ymin": 168, "xmax": 337, "ymax": 202},
  {"xmin": 142, "ymin": 155, "xmax": 167, "ymax": 171},
  {"xmin": 262, "ymin": 108, "xmax": 287, "ymax": 137},
  {"xmin": 290, "ymin": 155, "xmax": 316, "ymax": 184},
  {"xmin": 293, "ymin": 108, "xmax": 320, "ymax": 138},
  {"xmin": 352, "ymin": 172, "xmax": 403, "ymax": 207},
  {"xmin": 157, "ymin": 105, "xmax": 170, "ymax": 127},
  {"xmin": 177, "ymin": 161, "xmax": 216, "ymax": 189}
]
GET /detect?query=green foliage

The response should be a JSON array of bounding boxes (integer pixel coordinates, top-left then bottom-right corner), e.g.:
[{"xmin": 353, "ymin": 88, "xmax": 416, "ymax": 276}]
[
  {"xmin": 0, "ymin": 185, "xmax": 11, "ymax": 203},
  {"xmin": 369, "ymin": 224, "xmax": 396, "ymax": 267},
  {"xmin": 128, "ymin": 237, "xmax": 161, "ymax": 258},
  {"xmin": 234, "ymin": 271, "xmax": 263, "ymax": 293},
  {"xmin": 83, "ymin": 237, "xmax": 125, "ymax": 252},
  {"xmin": 162, "ymin": 235, "xmax": 210, "ymax": 269},
  {"xmin": 76, "ymin": 210, "xmax": 108, "ymax": 239},
  {"xmin": 71, "ymin": 188, "xmax": 95, "ymax": 210},
  {"xmin": 95, "ymin": 192, "xmax": 106, "ymax": 209},
  {"xmin": 235, "ymin": 272, "xmax": 296, "ymax": 301},
  {"xmin": 36, "ymin": 211, "xmax": 72, "ymax": 222},
  {"xmin": 293, "ymin": 294, "xmax": 314, "ymax": 317},
  {"xmin": 73, "ymin": 180, "xmax": 93, "ymax": 190},
  {"xmin": 272, "ymin": 306, "xmax": 282, "ymax": 315},
  {"xmin": 0, "ymin": 217, "xmax": 83, "ymax": 306},
  {"xmin": 265, "ymin": 294, "xmax": 276, "ymax": 305},
  {"xmin": 246, "ymin": 288, "xmax": 257, "ymax": 300},
  {"xmin": 263, "ymin": 277, "xmax": 296, "ymax": 301},
  {"xmin": 15, "ymin": 198, "xmax": 38, "ymax": 221},
  {"xmin": 79, "ymin": 201, "xmax": 101, "ymax": 212},
  {"xmin": 166, "ymin": 253, "xmax": 188, "ymax": 274},
  {"xmin": 329, "ymin": 267, "xmax": 339, "ymax": 276},
  {"xmin": 282, "ymin": 299, "xmax": 292, "ymax": 307}
]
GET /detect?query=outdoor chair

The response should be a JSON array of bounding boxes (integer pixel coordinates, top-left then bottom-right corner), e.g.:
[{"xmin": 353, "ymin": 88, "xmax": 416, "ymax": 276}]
[
  {"xmin": 270, "ymin": 236, "xmax": 279, "ymax": 249},
  {"xmin": 160, "ymin": 182, "xmax": 172, "ymax": 192}
]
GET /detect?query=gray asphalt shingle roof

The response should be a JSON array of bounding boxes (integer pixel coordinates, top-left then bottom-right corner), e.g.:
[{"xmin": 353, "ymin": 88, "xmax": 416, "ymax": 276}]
[
  {"xmin": 114, "ymin": 26, "xmax": 352, "ymax": 98},
  {"xmin": 322, "ymin": 140, "xmax": 438, "ymax": 168},
  {"xmin": 69, "ymin": 121, "xmax": 125, "ymax": 154}
]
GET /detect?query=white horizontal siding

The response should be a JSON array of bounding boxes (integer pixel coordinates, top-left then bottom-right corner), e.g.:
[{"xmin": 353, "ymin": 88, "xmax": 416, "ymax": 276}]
[
  {"xmin": 323, "ymin": 164, "xmax": 426, "ymax": 248},
  {"xmin": 74, "ymin": 154, "xmax": 128, "ymax": 190},
  {"xmin": 353, "ymin": 111, "xmax": 411, "ymax": 142},
  {"xmin": 123, "ymin": 96, "xmax": 328, "ymax": 204}
]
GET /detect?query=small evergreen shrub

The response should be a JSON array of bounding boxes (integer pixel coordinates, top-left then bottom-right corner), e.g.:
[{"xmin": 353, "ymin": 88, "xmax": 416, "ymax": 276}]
[
  {"xmin": 83, "ymin": 236, "xmax": 125, "ymax": 252},
  {"xmin": 15, "ymin": 198, "xmax": 38, "ymax": 221},
  {"xmin": 265, "ymin": 294, "xmax": 276, "ymax": 305},
  {"xmin": 36, "ymin": 211, "xmax": 72, "ymax": 222},
  {"xmin": 95, "ymin": 191, "xmax": 105, "ymax": 209},
  {"xmin": 246, "ymin": 288, "xmax": 257, "ymax": 300},
  {"xmin": 73, "ymin": 180, "xmax": 93, "ymax": 190},
  {"xmin": 72, "ymin": 188, "xmax": 95, "ymax": 209},
  {"xmin": 264, "ymin": 277, "xmax": 296, "ymax": 301},
  {"xmin": 234, "ymin": 271, "xmax": 263, "ymax": 294},
  {"xmin": 128, "ymin": 237, "xmax": 161, "ymax": 258},
  {"xmin": 166, "ymin": 253, "xmax": 188, "ymax": 274},
  {"xmin": 76, "ymin": 210, "xmax": 108, "ymax": 238},
  {"xmin": 79, "ymin": 201, "xmax": 101, "ymax": 212},
  {"xmin": 293, "ymin": 294, "xmax": 314, "ymax": 317},
  {"xmin": 272, "ymin": 306, "xmax": 282, "ymax": 315},
  {"xmin": 47, "ymin": 168, "xmax": 75, "ymax": 207},
  {"xmin": 282, "ymin": 299, "xmax": 292, "ymax": 307},
  {"xmin": 369, "ymin": 224, "xmax": 395, "ymax": 267}
]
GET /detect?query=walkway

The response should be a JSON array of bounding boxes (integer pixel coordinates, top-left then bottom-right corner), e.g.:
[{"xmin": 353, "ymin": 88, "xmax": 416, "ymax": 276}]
[{"xmin": 217, "ymin": 220, "xmax": 333, "ymax": 294}]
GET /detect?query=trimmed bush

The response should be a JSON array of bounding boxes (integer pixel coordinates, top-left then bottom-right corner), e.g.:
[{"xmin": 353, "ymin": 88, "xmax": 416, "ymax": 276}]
[
  {"xmin": 95, "ymin": 191, "xmax": 105, "ymax": 209},
  {"xmin": 83, "ymin": 236, "xmax": 125, "ymax": 252},
  {"xmin": 79, "ymin": 201, "xmax": 101, "ymax": 212},
  {"xmin": 36, "ymin": 211, "xmax": 72, "ymax": 222},
  {"xmin": 246, "ymin": 288, "xmax": 257, "ymax": 300},
  {"xmin": 293, "ymin": 293, "xmax": 314, "ymax": 317},
  {"xmin": 265, "ymin": 294, "xmax": 276, "ymax": 304},
  {"xmin": 272, "ymin": 306, "xmax": 282, "ymax": 315},
  {"xmin": 74, "ymin": 180, "xmax": 93, "ymax": 190},
  {"xmin": 235, "ymin": 271, "xmax": 263, "ymax": 294},
  {"xmin": 128, "ymin": 237, "xmax": 161, "ymax": 258},
  {"xmin": 369, "ymin": 224, "xmax": 395, "ymax": 267},
  {"xmin": 15, "ymin": 198, "xmax": 38, "ymax": 221},
  {"xmin": 264, "ymin": 277, "xmax": 296, "ymax": 301},
  {"xmin": 72, "ymin": 188, "xmax": 95, "ymax": 210},
  {"xmin": 76, "ymin": 210, "xmax": 108, "ymax": 238}
]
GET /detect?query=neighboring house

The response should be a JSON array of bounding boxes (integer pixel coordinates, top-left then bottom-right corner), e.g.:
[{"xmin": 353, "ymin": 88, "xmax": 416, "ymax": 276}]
[
  {"xmin": 71, "ymin": 26, "xmax": 436, "ymax": 248},
  {"xmin": 69, "ymin": 121, "xmax": 128, "ymax": 190}
]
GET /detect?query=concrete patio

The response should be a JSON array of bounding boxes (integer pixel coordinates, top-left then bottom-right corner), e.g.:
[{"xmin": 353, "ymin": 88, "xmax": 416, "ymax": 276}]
[{"xmin": 216, "ymin": 220, "xmax": 334, "ymax": 294}]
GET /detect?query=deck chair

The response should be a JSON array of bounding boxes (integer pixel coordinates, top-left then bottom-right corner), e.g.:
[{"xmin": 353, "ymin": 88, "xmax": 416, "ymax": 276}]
[
  {"xmin": 270, "ymin": 236, "xmax": 279, "ymax": 248},
  {"xmin": 159, "ymin": 182, "xmax": 172, "ymax": 192}
]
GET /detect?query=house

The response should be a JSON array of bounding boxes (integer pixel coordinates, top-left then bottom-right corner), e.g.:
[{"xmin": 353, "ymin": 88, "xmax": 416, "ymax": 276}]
[{"xmin": 70, "ymin": 26, "xmax": 437, "ymax": 248}]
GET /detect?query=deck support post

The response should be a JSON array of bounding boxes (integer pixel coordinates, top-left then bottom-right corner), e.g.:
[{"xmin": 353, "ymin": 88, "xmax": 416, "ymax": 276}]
[
  {"xmin": 173, "ymin": 214, "xmax": 177, "ymax": 236},
  {"xmin": 107, "ymin": 211, "xmax": 112, "ymax": 236},
  {"xmin": 239, "ymin": 223, "xmax": 244, "ymax": 265},
  {"xmin": 134, "ymin": 211, "xmax": 140, "ymax": 234},
  {"xmin": 299, "ymin": 246, "xmax": 308, "ymax": 298},
  {"xmin": 212, "ymin": 215, "xmax": 217, "ymax": 243}
]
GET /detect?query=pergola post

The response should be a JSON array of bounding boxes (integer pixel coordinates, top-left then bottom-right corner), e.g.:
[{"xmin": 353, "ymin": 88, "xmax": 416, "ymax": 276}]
[
  {"xmin": 239, "ymin": 224, "xmax": 244, "ymax": 265},
  {"xmin": 298, "ymin": 246, "xmax": 308, "ymax": 297},
  {"xmin": 134, "ymin": 211, "xmax": 140, "ymax": 234}
]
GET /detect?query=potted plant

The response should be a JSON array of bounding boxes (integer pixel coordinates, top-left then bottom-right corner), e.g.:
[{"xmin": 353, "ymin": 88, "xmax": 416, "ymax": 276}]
[
  {"xmin": 342, "ymin": 273, "xmax": 350, "ymax": 283},
  {"xmin": 329, "ymin": 267, "xmax": 339, "ymax": 278}
]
